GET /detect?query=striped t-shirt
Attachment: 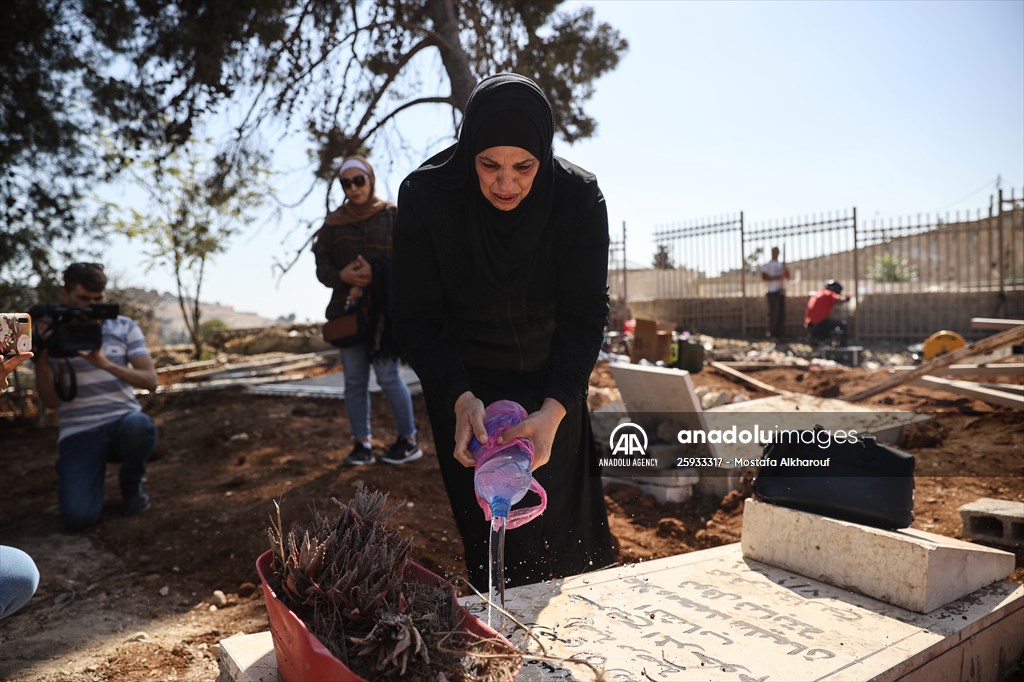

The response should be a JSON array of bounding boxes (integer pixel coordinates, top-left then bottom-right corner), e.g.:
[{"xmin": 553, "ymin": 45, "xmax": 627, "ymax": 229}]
[{"xmin": 50, "ymin": 316, "xmax": 149, "ymax": 442}]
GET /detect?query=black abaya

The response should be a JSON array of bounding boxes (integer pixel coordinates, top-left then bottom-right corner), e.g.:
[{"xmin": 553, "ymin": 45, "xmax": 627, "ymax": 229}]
[
  {"xmin": 391, "ymin": 74, "xmax": 617, "ymax": 591},
  {"xmin": 424, "ymin": 367, "xmax": 616, "ymax": 590}
]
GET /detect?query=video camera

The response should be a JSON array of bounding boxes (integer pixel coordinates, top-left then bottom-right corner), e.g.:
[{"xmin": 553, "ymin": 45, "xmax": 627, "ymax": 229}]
[{"xmin": 28, "ymin": 303, "xmax": 119, "ymax": 358}]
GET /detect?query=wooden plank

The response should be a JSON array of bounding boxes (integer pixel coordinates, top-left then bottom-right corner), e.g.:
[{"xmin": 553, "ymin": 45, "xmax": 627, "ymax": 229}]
[
  {"xmin": 979, "ymin": 383, "xmax": 1024, "ymax": 396},
  {"xmin": 717, "ymin": 361, "xmax": 810, "ymax": 371},
  {"xmin": 843, "ymin": 325, "xmax": 1024, "ymax": 402},
  {"xmin": 155, "ymin": 374, "xmax": 309, "ymax": 393},
  {"xmin": 972, "ymin": 317, "xmax": 1024, "ymax": 330},
  {"xmin": 183, "ymin": 350, "xmax": 336, "ymax": 379},
  {"xmin": 913, "ymin": 376, "xmax": 1024, "ymax": 409},
  {"xmin": 889, "ymin": 363, "xmax": 1024, "ymax": 377},
  {"xmin": 909, "ymin": 379, "xmax": 1024, "ymax": 394},
  {"xmin": 965, "ymin": 346, "xmax": 1016, "ymax": 365},
  {"xmin": 246, "ymin": 384, "xmax": 345, "ymax": 399},
  {"xmin": 156, "ymin": 358, "xmax": 220, "ymax": 374},
  {"xmin": 707, "ymin": 361, "xmax": 781, "ymax": 394},
  {"xmin": 196, "ymin": 357, "xmax": 331, "ymax": 381}
]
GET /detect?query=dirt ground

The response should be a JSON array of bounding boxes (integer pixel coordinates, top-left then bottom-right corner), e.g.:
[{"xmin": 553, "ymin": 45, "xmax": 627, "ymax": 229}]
[{"xmin": 0, "ymin": 342, "xmax": 1022, "ymax": 681}]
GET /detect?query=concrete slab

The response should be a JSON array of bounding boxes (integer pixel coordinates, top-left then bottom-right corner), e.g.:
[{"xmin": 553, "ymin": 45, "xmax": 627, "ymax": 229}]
[
  {"xmin": 220, "ymin": 544, "xmax": 1024, "ymax": 681},
  {"xmin": 217, "ymin": 631, "xmax": 277, "ymax": 682},
  {"xmin": 607, "ymin": 362, "xmax": 709, "ymax": 431},
  {"xmin": 742, "ymin": 498, "xmax": 1016, "ymax": 613},
  {"xmin": 960, "ymin": 497, "xmax": 1024, "ymax": 548},
  {"xmin": 705, "ymin": 392, "xmax": 929, "ymax": 464},
  {"xmin": 244, "ymin": 365, "xmax": 422, "ymax": 399}
]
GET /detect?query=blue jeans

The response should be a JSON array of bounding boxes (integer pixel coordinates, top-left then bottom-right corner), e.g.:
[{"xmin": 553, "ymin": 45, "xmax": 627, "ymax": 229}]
[
  {"xmin": 56, "ymin": 412, "xmax": 157, "ymax": 530},
  {"xmin": 338, "ymin": 346, "xmax": 416, "ymax": 442},
  {"xmin": 0, "ymin": 546, "xmax": 39, "ymax": 620}
]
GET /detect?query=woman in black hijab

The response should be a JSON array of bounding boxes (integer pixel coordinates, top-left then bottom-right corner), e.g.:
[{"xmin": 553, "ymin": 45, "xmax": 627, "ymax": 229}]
[{"xmin": 392, "ymin": 73, "xmax": 617, "ymax": 591}]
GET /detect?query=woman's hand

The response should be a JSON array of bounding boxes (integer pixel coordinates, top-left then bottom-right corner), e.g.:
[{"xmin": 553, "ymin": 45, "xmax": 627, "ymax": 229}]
[
  {"xmin": 339, "ymin": 255, "xmax": 372, "ymax": 287},
  {"xmin": 453, "ymin": 391, "xmax": 487, "ymax": 467},
  {"xmin": 499, "ymin": 398, "xmax": 566, "ymax": 471}
]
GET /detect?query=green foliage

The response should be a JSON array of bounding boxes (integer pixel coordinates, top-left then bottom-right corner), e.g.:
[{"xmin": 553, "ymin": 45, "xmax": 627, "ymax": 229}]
[
  {"xmin": 867, "ymin": 253, "xmax": 916, "ymax": 283},
  {"xmin": 109, "ymin": 141, "xmax": 272, "ymax": 358},
  {"xmin": 200, "ymin": 318, "xmax": 229, "ymax": 342},
  {"xmin": 0, "ymin": 0, "xmax": 123, "ymax": 308},
  {"xmin": 653, "ymin": 244, "xmax": 675, "ymax": 270},
  {"xmin": 745, "ymin": 247, "xmax": 765, "ymax": 273}
]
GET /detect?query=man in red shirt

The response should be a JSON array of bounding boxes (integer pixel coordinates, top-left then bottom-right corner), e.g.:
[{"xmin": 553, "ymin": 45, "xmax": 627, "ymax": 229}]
[{"xmin": 805, "ymin": 280, "xmax": 851, "ymax": 344}]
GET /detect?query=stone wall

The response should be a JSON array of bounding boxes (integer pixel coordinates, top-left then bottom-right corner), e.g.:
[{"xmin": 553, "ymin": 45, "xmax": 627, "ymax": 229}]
[{"xmin": 629, "ymin": 291, "xmax": 1024, "ymax": 342}]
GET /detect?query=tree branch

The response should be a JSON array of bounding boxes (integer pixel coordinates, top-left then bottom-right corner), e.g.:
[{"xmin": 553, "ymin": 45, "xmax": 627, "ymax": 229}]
[
  {"xmin": 236, "ymin": 0, "xmax": 319, "ymax": 134},
  {"xmin": 272, "ymin": 217, "xmax": 321, "ymax": 280},
  {"xmin": 361, "ymin": 96, "xmax": 459, "ymax": 142},
  {"xmin": 349, "ymin": 37, "xmax": 439, "ymax": 141}
]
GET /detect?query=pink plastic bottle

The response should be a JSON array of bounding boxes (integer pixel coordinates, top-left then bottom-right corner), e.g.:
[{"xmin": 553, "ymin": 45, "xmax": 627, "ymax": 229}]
[{"xmin": 470, "ymin": 400, "xmax": 547, "ymax": 528}]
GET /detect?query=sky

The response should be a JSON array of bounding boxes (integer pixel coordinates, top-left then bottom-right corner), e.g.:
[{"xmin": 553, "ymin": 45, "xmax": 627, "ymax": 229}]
[{"xmin": 97, "ymin": 0, "xmax": 1024, "ymax": 323}]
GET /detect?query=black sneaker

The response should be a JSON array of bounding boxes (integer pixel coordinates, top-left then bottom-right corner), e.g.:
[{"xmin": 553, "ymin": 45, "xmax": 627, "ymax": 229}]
[
  {"xmin": 343, "ymin": 442, "xmax": 375, "ymax": 467},
  {"xmin": 380, "ymin": 439, "xmax": 423, "ymax": 465},
  {"xmin": 123, "ymin": 491, "xmax": 151, "ymax": 517}
]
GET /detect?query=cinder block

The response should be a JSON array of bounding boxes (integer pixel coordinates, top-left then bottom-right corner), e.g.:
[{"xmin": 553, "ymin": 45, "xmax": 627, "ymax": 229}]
[
  {"xmin": 960, "ymin": 497, "xmax": 1024, "ymax": 548},
  {"xmin": 599, "ymin": 441, "xmax": 701, "ymax": 504},
  {"xmin": 742, "ymin": 497, "xmax": 1015, "ymax": 613},
  {"xmin": 601, "ymin": 472, "xmax": 698, "ymax": 504}
]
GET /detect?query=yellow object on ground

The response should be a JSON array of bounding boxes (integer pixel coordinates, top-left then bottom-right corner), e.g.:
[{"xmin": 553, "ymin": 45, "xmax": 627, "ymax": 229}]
[{"xmin": 923, "ymin": 330, "xmax": 966, "ymax": 361}]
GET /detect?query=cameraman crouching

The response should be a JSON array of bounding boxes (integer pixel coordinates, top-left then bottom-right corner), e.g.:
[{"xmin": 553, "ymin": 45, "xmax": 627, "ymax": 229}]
[{"xmin": 34, "ymin": 263, "xmax": 158, "ymax": 531}]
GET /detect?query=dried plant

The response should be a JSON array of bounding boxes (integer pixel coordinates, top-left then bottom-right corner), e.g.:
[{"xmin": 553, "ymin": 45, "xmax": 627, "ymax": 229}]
[{"xmin": 268, "ymin": 486, "xmax": 520, "ymax": 681}]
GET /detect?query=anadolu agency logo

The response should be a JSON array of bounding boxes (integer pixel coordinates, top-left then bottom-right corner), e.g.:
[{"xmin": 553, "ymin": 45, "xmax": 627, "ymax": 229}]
[
  {"xmin": 609, "ymin": 422, "xmax": 648, "ymax": 458},
  {"xmin": 602, "ymin": 422, "xmax": 658, "ymax": 468}
]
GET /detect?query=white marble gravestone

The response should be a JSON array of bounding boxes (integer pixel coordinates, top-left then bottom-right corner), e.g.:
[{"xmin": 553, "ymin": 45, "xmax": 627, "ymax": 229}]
[{"xmin": 466, "ymin": 543, "xmax": 1023, "ymax": 682}]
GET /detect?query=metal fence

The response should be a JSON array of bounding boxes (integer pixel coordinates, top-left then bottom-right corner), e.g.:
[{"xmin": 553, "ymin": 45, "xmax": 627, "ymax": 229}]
[
  {"xmin": 611, "ymin": 188, "xmax": 1024, "ymax": 342},
  {"xmin": 745, "ymin": 210, "xmax": 858, "ymax": 301}
]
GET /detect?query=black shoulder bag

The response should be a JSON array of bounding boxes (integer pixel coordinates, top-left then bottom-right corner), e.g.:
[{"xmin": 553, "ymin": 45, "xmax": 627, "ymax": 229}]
[
  {"xmin": 322, "ymin": 300, "xmax": 367, "ymax": 348},
  {"xmin": 752, "ymin": 426, "xmax": 915, "ymax": 529}
]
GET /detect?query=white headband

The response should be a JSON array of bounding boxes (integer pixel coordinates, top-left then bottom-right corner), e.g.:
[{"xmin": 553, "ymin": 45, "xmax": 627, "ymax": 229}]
[{"xmin": 338, "ymin": 159, "xmax": 370, "ymax": 177}]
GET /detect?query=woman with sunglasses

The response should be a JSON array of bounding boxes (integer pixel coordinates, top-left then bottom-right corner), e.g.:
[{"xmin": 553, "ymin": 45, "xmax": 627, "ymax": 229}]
[
  {"xmin": 312, "ymin": 155, "xmax": 421, "ymax": 466},
  {"xmin": 391, "ymin": 74, "xmax": 617, "ymax": 591}
]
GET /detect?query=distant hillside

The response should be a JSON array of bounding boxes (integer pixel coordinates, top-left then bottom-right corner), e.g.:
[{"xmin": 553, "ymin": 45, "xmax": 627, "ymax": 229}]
[{"xmin": 118, "ymin": 288, "xmax": 278, "ymax": 345}]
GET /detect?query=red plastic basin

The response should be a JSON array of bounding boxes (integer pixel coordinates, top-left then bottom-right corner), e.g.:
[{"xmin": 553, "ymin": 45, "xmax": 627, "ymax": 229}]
[{"xmin": 256, "ymin": 549, "xmax": 515, "ymax": 681}]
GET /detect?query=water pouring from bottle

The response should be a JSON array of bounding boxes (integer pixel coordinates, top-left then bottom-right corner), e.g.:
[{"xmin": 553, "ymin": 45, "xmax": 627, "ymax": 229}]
[{"xmin": 470, "ymin": 400, "xmax": 548, "ymax": 626}]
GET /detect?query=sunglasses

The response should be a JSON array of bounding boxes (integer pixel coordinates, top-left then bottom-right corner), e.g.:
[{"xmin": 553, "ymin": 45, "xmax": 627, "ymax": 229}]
[{"xmin": 340, "ymin": 175, "xmax": 368, "ymax": 190}]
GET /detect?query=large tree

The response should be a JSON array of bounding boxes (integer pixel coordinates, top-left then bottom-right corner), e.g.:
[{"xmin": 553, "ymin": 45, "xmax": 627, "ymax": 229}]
[
  {"xmin": 123, "ymin": 0, "xmax": 627, "ymax": 172},
  {"xmin": 1, "ymin": 0, "xmax": 627, "ymax": 303}
]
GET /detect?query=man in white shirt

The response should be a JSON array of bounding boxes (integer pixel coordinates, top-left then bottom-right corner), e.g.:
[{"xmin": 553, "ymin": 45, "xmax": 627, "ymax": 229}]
[
  {"xmin": 759, "ymin": 246, "xmax": 791, "ymax": 340},
  {"xmin": 34, "ymin": 263, "xmax": 158, "ymax": 530}
]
